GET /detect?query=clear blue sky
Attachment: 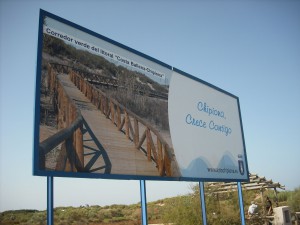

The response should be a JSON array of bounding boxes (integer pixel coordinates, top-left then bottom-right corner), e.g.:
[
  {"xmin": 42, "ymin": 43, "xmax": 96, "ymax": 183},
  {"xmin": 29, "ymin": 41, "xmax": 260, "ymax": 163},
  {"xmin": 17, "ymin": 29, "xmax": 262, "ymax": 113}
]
[{"xmin": 1, "ymin": 0, "xmax": 300, "ymax": 212}]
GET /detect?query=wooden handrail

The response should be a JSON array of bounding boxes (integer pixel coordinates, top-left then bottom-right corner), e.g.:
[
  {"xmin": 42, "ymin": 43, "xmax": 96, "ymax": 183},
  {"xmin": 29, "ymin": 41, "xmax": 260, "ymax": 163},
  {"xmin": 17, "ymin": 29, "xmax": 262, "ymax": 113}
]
[
  {"xmin": 39, "ymin": 116, "xmax": 82, "ymax": 155},
  {"xmin": 39, "ymin": 116, "xmax": 83, "ymax": 170},
  {"xmin": 39, "ymin": 64, "xmax": 84, "ymax": 172}
]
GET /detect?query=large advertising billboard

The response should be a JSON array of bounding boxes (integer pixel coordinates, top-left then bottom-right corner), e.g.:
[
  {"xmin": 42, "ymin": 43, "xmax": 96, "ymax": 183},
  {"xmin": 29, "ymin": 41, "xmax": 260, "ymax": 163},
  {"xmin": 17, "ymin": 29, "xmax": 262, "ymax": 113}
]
[{"xmin": 34, "ymin": 9, "xmax": 249, "ymax": 182}]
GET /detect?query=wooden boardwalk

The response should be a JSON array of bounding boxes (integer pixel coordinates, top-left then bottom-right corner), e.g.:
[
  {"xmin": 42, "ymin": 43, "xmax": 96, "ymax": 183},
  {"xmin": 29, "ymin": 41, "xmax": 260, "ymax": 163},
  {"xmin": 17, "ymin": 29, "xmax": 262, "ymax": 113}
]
[{"xmin": 57, "ymin": 74, "xmax": 159, "ymax": 176}]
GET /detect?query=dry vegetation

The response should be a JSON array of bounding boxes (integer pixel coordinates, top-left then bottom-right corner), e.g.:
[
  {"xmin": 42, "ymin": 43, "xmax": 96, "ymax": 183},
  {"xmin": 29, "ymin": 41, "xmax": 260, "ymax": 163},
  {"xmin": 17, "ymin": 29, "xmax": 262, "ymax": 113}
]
[{"xmin": 1, "ymin": 186, "xmax": 299, "ymax": 225}]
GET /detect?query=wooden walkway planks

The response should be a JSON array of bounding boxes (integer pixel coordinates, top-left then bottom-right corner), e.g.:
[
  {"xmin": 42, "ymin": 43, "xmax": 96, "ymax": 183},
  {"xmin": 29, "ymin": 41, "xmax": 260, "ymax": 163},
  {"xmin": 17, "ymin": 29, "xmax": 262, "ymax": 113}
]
[{"xmin": 57, "ymin": 74, "xmax": 159, "ymax": 176}]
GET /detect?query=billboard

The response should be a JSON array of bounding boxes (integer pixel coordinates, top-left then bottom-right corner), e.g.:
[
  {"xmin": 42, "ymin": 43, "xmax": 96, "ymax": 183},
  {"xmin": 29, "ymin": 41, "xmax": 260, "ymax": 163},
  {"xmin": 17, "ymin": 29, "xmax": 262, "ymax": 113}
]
[{"xmin": 34, "ymin": 9, "xmax": 249, "ymax": 182}]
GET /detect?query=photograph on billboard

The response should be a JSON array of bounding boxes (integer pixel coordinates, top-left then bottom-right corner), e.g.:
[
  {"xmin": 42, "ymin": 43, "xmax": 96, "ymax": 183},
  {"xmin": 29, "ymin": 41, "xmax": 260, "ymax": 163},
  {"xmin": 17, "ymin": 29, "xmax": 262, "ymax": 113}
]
[{"xmin": 34, "ymin": 10, "xmax": 249, "ymax": 182}]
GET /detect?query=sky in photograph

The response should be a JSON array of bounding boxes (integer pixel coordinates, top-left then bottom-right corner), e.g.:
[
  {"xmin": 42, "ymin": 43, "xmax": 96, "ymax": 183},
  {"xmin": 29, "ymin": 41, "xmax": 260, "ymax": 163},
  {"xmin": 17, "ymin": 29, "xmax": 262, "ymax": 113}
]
[{"xmin": 1, "ymin": 0, "xmax": 300, "ymax": 212}]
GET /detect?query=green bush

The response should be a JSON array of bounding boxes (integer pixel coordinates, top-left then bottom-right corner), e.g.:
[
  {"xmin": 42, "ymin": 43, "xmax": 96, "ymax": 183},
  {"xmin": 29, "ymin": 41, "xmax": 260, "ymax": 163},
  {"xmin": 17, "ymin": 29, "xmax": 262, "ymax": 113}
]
[
  {"xmin": 287, "ymin": 187, "xmax": 300, "ymax": 212},
  {"xmin": 162, "ymin": 195, "xmax": 202, "ymax": 225}
]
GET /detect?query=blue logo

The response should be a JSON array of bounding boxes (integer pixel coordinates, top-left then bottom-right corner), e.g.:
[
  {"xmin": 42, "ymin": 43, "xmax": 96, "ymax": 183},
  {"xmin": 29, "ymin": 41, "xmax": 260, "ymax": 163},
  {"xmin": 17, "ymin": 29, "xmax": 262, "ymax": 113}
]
[{"xmin": 238, "ymin": 160, "xmax": 244, "ymax": 175}]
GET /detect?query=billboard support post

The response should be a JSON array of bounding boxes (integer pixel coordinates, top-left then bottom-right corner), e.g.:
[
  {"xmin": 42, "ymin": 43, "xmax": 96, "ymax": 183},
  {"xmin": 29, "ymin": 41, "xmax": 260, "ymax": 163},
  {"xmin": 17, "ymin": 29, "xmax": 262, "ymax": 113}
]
[
  {"xmin": 199, "ymin": 181, "xmax": 207, "ymax": 225},
  {"xmin": 47, "ymin": 176, "xmax": 54, "ymax": 225},
  {"xmin": 237, "ymin": 182, "xmax": 246, "ymax": 225},
  {"xmin": 140, "ymin": 180, "xmax": 148, "ymax": 225}
]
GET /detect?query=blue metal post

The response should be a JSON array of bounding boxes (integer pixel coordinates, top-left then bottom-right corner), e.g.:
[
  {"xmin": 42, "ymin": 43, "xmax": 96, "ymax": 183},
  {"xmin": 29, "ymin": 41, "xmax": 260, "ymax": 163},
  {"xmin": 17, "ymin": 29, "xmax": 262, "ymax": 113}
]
[
  {"xmin": 140, "ymin": 180, "xmax": 148, "ymax": 225},
  {"xmin": 199, "ymin": 181, "xmax": 207, "ymax": 225},
  {"xmin": 237, "ymin": 182, "xmax": 246, "ymax": 225},
  {"xmin": 47, "ymin": 176, "xmax": 54, "ymax": 225}
]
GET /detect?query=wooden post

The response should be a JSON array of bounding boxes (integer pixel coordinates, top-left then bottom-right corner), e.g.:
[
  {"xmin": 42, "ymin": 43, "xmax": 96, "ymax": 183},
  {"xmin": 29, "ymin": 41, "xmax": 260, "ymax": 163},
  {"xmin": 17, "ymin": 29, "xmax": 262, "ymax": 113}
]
[
  {"xmin": 105, "ymin": 97, "xmax": 109, "ymax": 118},
  {"xmin": 157, "ymin": 139, "xmax": 163, "ymax": 176},
  {"xmin": 110, "ymin": 100, "xmax": 115, "ymax": 125},
  {"xmin": 89, "ymin": 85, "xmax": 92, "ymax": 100},
  {"xmin": 96, "ymin": 92, "xmax": 100, "ymax": 110},
  {"xmin": 146, "ymin": 128, "xmax": 151, "ymax": 161},
  {"xmin": 67, "ymin": 101, "xmax": 72, "ymax": 127},
  {"xmin": 164, "ymin": 146, "xmax": 172, "ymax": 176},
  {"xmin": 58, "ymin": 87, "xmax": 65, "ymax": 129},
  {"xmin": 94, "ymin": 89, "xmax": 97, "ymax": 106},
  {"xmin": 80, "ymin": 78, "xmax": 83, "ymax": 92},
  {"xmin": 93, "ymin": 88, "xmax": 96, "ymax": 105},
  {"xmin": 100, "ymin": 95, "xmax": 104, "ymax": 113},
  {"xmin": 90, "ymin": 87, "xmax": 93, "ymax": 104},
  {"xmin": 125, "ymin": 111, "xmax": 129, "ymax": 139},
  {"xmin": 134, "ymin": 118, "xmax": 139, "ymax": 147},
  {"xmin": 75, "ymin": 125, "xmax": 84, "ymax": 171},
  {"xmin": 61, "ymin": 143, "xmax": 71, "ymax": 172},
  {"xmin": 86, "ymin": 84, "xmax": 89, "ymax": 98},
  {"xmin": 137, "ymin": 129, "xmax": 147, "ymax": 150},
  {"xmin": 117, "ymin": 106, "xmax": 121, "ymax": 129},
  {"xmin": 76, "ymin": 74, "xmax": 79, "ymax": 88},
  {"xmin": 83, "ymin": 81, "xmax": 86, "ymax": 97},
  {"xmin": 148, "ymin": 132, "xmax": 157, "ymax": 163}
]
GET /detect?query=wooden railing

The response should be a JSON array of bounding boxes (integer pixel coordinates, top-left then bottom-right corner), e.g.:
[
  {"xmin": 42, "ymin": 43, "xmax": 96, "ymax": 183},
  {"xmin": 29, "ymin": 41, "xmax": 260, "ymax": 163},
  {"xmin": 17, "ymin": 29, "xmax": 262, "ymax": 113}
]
[
  {"xmin": 50, "ymin": 63, "xmax": 168, "ymax": 100},
  {"xmin": 39, "ymin": 64, "xmax": 84, "ymax": 172},
  {"xmin": 68, "ymin": 67, "xmax": 174, "ymax": 176}
]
